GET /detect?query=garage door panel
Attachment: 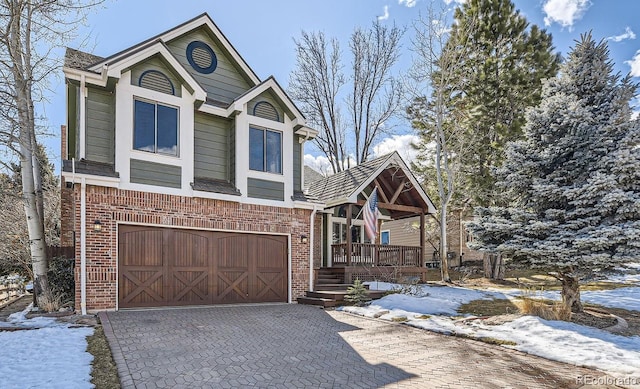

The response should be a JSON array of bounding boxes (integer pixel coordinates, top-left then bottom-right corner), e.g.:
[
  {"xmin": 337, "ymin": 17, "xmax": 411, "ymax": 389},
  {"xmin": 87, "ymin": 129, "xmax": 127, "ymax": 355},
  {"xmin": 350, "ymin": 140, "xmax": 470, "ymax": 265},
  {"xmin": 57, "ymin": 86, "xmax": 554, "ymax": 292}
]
[
  {"xmin": 255, "ymin": 271, "xmax": 286, "ymax": 301},
  {"xmin": 120, "ymin": 268, "xmax": 165, "ymax": 307},
  {"xmin": 170, "ymin": 269, "xmax": 209, "ymax": 304},
  {"xmin": 217, "ymin": 235, "xmax": 248, "ymax": 268},
  {"xmin": 170, "ymin": 231, "xmax": 209, "ymax": 267},
  {"xmin": 119, "ymin": 229, "xmax": 163, "ymax": 266},
  {"xmin": 217, "ymin": 271, "xmax": 249, "ymax": 303},
  {"xmin": 118, "ymin": 226, "xmax": 288, "ymax": 308}
]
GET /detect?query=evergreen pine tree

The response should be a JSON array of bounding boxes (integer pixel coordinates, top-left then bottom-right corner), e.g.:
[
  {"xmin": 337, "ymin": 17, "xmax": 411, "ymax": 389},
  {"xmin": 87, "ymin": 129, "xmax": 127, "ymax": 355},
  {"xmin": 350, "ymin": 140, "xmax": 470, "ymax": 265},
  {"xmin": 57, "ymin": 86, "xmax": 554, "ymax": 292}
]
[
  {"xmin": 467, "ymin": 34, "xmax": 640, "ymax": 312},
  {"xmin": 446, "ymin": 0, "xmax": 559, "ymax": 206}
]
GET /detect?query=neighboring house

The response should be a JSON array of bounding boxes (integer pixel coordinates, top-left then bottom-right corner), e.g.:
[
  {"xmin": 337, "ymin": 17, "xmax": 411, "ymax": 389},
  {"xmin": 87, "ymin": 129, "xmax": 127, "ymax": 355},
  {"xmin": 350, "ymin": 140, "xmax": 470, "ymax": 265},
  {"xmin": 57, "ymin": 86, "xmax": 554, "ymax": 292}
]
[
  {"xmin": 304, "ymin": 152, "xmax": 437, "ymax": 284},
  {"xmin": 60, "ymin": 14, "xmax": 320, "ymax": 313},
  {"xmin": 381, "ymin": 214, "xmax": 484, "ymax": 268}
]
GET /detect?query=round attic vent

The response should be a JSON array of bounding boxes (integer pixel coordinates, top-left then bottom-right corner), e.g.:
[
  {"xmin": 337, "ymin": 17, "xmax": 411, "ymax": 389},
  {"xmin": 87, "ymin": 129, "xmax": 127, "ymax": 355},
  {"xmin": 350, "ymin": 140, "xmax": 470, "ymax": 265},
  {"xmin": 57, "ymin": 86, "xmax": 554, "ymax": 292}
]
[{"xmin": 186, "ymin": 41, "xmax": 217, "ymax": 74}]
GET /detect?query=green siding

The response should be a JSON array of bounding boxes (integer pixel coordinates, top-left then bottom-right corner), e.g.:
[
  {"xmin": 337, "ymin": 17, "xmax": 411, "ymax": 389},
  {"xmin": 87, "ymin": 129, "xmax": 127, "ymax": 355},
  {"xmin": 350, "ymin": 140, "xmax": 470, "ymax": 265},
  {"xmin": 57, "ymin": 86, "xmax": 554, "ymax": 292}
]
[
  {"xmin": 85, "ymin": 87, "xmax": 115, "ymax": 164},
  {"xmin": 66, "ymin": 83, "xmax": 78, "ymax": 160},
  {"xmin": 194, "ymin": 113, "xmax": 230, "ymax": 181},
  {"xmin": 247, "ymin": 178, "xmax": 284, "ymax": 201},
  {"xmin": 248, "ymin": 91, "xmax": 285, "ymax": 123},
  {"xmin": 293, "ymin": 135, "xmax": 301, "ymax": 191},
  {"xmin": 130, "ymin": 56, "xmax": 182, "ymax": 97},
  {"xmin": 166, "ymin": 28, "xmax": 252, "ymax": 104},
  {"xmin": 130, "ymin": 159, "xmax": 181, "ymax": 188}
]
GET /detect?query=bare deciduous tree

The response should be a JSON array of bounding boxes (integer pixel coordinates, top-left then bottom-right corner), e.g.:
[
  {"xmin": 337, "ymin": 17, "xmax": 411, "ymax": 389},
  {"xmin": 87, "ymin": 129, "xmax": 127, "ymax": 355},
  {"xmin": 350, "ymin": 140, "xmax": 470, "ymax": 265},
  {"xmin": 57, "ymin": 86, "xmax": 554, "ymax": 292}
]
[
  {"xmin": 289, "ymin": 22, "xmax": 404, "ymax": 173},
  {"xmin": 407, "ymin": 5, "xmax": 477, "ymax": 282},
  {"xmin": 0, "ymin": 0, "xmax": 102, "ymax": 305}
]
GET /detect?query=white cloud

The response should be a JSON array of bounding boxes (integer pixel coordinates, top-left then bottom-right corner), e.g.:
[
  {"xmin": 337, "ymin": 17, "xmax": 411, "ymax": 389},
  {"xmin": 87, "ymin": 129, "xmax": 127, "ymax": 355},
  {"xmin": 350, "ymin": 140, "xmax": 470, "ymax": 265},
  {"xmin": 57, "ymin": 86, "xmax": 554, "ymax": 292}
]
[
  {"xmin": 443, "ymin": 0, "xmax": 466, "ymax": 5},
  {"xmin": 399, "ymin": 0, "xmax": 417, "ymax": 7},
  {"xmin": 372, "ymin": 134, "xmax": 421, "ymax": 165},
  {"xmin": 608, "ymin": 27, "xmax": 636, "ymax": 42},
  {"xmin": 625, "ymin": 50, "xmax": 640, "ymax": 77},
  {"xmin": 378, "ymin": 5, "xmax": 390, "ymax": 21},
  {"xmin": 542, "ymin": 0, "xmax": 590, "ymax": 29},
  {"xmin": 304, "ymin": 154, "xmax": 332, "ymax": 176}
]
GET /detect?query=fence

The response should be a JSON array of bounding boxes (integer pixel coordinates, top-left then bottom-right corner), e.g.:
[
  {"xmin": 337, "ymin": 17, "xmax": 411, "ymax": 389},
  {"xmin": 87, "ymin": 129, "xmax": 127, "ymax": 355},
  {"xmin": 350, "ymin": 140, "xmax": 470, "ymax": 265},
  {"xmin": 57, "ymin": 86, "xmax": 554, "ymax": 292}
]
[{"xmin": 0, "ymin": 282, "xmax": 25, "ymax": 308}]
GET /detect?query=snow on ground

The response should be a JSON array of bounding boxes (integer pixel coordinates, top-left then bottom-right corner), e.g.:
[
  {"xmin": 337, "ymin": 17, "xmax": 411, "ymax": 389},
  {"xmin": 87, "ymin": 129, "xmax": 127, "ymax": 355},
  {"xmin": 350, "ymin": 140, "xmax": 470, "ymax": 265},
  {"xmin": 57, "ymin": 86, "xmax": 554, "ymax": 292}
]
[
  {"xmin": 481, "ymin": 286, "xmax": 640, "ymax": 312},
  {"xmin": 340, "ymin": 282, "xmax": 640, "ymax": 377},
  {"xmin": 0, "ymin": 304, "xmax": 94, "ymax": 389}
]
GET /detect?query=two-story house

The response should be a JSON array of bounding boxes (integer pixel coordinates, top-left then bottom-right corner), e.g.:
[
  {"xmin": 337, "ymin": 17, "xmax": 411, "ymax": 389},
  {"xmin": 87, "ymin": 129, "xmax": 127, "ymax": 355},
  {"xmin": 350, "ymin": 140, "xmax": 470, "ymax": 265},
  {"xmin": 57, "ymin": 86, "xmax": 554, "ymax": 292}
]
[{"xmin": 60, "ymin": 14, "xmax": 320, "ymax": 313}]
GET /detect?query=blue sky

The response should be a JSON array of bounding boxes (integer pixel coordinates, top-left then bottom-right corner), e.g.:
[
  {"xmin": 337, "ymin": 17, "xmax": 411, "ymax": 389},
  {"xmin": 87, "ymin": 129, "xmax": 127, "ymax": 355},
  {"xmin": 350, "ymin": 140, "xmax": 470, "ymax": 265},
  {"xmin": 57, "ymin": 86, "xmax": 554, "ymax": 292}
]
[{"xmin": 40, "ymin": 0, "xmax": 640, "ymax": 172}]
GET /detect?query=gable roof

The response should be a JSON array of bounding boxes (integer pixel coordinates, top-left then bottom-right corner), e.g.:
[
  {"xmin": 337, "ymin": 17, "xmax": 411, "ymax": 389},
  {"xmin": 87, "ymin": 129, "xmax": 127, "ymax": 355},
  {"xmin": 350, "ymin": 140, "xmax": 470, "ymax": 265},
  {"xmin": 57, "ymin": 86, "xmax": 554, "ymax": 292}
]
[
  {"xmin": 305, "ymin": 152, "xmax": 436, "ymax": 215},
  {"xmin": 303, "ymin": 166, "xmax": 326, "ymax": 192},
  {"xmin": 84, "ymin": 13, "xmax": 260, "ymax": 85},
  {"xmin": 229, "ymin": 76, "xmax": 308, "ymax": 122},
  {"xmin": 306, "ymin": 154, "xmax": 394, "ymax": 203},
  {"xmin": 64, "ymin": 48, "xmax": 104, "ymax": 71}
]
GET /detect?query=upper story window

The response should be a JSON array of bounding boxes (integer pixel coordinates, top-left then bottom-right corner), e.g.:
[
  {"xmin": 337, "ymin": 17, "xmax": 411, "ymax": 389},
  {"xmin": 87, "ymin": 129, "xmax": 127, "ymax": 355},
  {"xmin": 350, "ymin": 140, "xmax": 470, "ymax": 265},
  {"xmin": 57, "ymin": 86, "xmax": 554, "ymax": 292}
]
[
  {"xmin": 249, "ymin": 127, "xmax": 282, "ymax": 174},
  {"xmin": 133, "ymin": 99, "xmax": 179, "ymax": 156}
]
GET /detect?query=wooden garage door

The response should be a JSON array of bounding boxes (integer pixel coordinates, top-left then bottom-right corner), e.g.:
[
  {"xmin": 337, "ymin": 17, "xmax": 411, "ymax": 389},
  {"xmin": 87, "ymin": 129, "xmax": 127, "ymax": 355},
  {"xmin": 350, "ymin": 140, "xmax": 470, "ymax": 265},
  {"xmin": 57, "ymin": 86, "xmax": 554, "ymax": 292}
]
[{"xmin": 118, "ymin": 225, "xmax": 288, "ymax": 308}]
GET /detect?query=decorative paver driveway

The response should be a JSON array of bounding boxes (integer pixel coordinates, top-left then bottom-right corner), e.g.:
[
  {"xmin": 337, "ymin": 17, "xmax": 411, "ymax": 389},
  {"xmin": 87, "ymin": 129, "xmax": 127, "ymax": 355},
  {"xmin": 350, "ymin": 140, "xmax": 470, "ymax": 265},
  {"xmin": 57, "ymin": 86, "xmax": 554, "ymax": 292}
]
[{"xmin": 101, "ymin": 304, "xmax": 612, "ymax": 388}]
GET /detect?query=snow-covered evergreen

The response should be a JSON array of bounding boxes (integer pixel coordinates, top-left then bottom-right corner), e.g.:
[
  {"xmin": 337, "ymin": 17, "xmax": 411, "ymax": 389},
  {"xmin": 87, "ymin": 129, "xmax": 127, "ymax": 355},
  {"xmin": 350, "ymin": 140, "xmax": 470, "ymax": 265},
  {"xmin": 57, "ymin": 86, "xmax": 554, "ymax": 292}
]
[{"xmin": 466, "ymin": 34, "xmax": 640, "ymax": 311}]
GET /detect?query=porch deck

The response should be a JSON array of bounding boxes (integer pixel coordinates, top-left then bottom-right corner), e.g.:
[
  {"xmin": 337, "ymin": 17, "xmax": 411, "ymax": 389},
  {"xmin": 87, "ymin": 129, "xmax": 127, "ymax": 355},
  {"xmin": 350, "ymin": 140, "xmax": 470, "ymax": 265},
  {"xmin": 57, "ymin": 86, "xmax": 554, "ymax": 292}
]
[
  {"xmin": 327, "ymin": 243, "xmax": 434, "ymax": 285},
  {"xmin": 331, "ymin": 243, "xmax": 423, "ymax": 267}
]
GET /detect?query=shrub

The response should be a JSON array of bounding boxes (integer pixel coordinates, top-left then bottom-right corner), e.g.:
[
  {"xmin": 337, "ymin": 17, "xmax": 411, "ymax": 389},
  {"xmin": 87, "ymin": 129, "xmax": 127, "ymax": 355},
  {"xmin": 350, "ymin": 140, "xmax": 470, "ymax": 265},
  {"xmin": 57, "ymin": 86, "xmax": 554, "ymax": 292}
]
[
  {"xmin": 37, "ymin": 288, "xmax": 64, "ymax": 312},
  {"xmin": 47, "ymin": 256, "xmax": 75, "ymax": 304},
  {"xmin": 344, "ymin": 279, "xmax": 371, "ymax": 306},
  {"xmin": 518, "ymin": 295, "xmax": 571, "ymax": 321}
]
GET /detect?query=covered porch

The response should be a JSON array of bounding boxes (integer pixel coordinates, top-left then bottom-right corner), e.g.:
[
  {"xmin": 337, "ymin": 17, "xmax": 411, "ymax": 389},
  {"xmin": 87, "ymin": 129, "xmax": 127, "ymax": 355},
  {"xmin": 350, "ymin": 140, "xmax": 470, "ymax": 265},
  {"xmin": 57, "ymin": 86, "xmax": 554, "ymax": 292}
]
[{"xmin": 305, "ymin": 152, "xmax": 437, "ymax": 287}]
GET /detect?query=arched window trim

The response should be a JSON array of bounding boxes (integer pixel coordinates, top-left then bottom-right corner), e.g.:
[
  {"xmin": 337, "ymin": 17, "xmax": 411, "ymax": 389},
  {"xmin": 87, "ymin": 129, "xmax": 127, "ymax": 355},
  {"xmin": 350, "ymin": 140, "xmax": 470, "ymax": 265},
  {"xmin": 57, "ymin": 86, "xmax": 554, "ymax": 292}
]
[
  {"xmin": 253, "ymin": 101, "xmax": 280, "ymax": 122},
  {"xmin": 138, "ymin": 70, "xmax": 175, "ymax": 96}
]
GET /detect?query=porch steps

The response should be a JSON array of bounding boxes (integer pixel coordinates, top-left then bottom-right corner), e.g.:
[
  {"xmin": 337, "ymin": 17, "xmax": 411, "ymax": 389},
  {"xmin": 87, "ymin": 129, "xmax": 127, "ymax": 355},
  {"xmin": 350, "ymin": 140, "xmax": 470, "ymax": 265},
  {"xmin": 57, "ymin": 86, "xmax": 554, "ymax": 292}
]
[
  {"xmin": 297, "ymin": 267, "xmax": 385, "ymax": 308},
  {"xmin": 296, "ymin": 296, "xmax": 337, "ymax": 307},
  {"xmin": 314, "ymin": 283, "xmax": 362, "ymax": 291}
]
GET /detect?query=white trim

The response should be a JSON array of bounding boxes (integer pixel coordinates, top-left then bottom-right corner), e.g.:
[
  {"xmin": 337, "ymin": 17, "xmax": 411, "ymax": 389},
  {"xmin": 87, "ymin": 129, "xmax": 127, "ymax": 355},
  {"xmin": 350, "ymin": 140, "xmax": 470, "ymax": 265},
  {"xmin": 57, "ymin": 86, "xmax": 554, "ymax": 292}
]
[
  {"xmin": 288, "ymin": 234, "xmax": 292, "ymax": 303},
  {"xmin": 198, "ymin": 103, "xmax": 231, "ymax": 118},
  {"xmin": 309, "ymin": 207, "xmax": 318, "ymax": 292},
  {"xmin": 63, "ymin": 67, "xmax": 108, "ymax": 87},
  {"xmin": 232, "ymin": 78, "xmax": 307, "ymax": 125},
  {"xmin": 80, "ymin": 178, "xmax": 87, "ymax": 315},
  {"xmin": 61, "ymin": 172, "xmax": 120, "ymax": 188},
  {"xmin": 381, "ymin": 229, "xmax": 391, "ymax": 245},
  {"xmin": 105, "ymin": 42, "xmax": 206, "ymax": 102},
  {"xmin": 78, "ymin": 75, "xmax": 86, "ymax": 159},
  {"xmin": 115, "ymin": 73, "xmax": 196, "ymax": 194}
]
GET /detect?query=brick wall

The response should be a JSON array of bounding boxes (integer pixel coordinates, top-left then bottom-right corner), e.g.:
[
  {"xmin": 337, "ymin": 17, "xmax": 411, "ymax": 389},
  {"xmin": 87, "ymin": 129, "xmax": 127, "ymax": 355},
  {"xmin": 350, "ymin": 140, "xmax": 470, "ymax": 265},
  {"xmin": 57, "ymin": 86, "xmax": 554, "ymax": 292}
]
[{"xmin": 69, "ymin": 184, "xmax": 313, "ymax": 312}]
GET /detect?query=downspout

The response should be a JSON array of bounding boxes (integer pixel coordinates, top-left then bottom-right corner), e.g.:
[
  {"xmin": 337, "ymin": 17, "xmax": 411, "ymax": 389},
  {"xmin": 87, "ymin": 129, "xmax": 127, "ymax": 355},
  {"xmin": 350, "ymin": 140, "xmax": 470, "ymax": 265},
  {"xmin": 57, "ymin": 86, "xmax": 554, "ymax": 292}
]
[
  {"xmin": 79, "ymin": 75, "xmax": 86, "ymax": 159},
  {"xmin": 80, "ymin": 177, "xmax": 87, "ymax": 315},
  {"xmin": 309, "ymin": 206, "xmax": 318, "ymax": 292}
]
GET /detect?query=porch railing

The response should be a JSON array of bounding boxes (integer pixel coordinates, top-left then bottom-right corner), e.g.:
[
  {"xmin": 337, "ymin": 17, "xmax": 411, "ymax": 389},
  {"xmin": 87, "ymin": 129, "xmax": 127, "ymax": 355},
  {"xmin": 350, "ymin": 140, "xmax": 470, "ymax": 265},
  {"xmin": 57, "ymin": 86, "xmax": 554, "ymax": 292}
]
[{"xmin": 331, "ymin": 243, "xmax": 422, "ymax": 267}]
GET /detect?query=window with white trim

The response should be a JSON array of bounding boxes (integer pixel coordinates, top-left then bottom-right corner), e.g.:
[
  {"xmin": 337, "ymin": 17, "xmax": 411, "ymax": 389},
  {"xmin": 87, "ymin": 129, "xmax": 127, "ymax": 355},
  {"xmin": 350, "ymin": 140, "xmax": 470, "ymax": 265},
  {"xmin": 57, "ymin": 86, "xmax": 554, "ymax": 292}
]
[
  {"xmin": 249, "ymin": 127, "xmax": 282, "ymax": 174},
  {"xmin": 133, "ymin": 99, "xmax": 179, "ymax": 156}
]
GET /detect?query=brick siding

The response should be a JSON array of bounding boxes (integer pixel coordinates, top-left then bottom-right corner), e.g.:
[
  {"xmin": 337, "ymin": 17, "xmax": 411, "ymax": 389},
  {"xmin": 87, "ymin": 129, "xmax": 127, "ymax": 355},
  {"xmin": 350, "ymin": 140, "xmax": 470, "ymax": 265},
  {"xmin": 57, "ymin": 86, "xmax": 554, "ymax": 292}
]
[{"xmin": 65, "ymin": 184, "xmax": 314, "ymax": 312}]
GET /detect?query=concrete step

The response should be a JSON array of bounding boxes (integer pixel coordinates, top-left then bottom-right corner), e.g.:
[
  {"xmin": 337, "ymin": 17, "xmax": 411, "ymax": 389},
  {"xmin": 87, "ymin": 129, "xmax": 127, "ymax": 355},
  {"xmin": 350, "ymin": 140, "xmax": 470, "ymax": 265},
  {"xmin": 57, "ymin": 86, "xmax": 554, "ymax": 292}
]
[
  {"xmin": 296, "ymin": 296, "xmax": 336, "ymax": 308},
  {"xmin": 314, "ymin": 283, "xmax": 362, "ymax": 291},
  {"xmin": 316, "ymin": 277, "xmax": 343, "ymax": 284}
]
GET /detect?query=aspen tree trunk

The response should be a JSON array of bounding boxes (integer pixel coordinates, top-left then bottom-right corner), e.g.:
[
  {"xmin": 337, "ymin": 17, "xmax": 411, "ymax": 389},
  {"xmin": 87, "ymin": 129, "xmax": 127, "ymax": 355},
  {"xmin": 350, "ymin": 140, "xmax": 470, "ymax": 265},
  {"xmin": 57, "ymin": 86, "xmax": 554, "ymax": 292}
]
[{"xmin": 9, "ymin": 2, "xmax": 49, "ymax": 302}]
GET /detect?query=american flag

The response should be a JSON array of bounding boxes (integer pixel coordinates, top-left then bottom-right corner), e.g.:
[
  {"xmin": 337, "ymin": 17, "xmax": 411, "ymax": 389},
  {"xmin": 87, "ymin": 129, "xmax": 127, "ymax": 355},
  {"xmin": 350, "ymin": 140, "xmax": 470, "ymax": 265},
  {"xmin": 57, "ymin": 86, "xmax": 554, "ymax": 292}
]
[{"xmin": 363, "ymin": 188, "xmax": 379, "ymax": 242}]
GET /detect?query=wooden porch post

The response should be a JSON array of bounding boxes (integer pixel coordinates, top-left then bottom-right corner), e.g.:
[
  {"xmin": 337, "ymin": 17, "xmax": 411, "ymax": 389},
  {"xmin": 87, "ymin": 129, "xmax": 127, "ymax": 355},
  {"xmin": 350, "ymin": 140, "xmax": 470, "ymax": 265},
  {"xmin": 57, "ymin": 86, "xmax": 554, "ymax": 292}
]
[
  {"xmin": 420, "ymin": 210, "xmax": 425, "ymax": 267},
  {"xmin": 346, "ymin": 203, "xmax": 352, "ymax": 266}
]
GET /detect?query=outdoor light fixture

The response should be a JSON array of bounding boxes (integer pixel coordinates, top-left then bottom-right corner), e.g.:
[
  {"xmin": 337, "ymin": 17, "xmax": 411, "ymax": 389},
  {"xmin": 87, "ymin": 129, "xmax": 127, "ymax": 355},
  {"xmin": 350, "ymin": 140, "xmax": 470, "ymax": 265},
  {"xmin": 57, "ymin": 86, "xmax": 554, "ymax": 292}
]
[
  {"xmin": 300, "ymin": 235, "xmax": 308, "ymax": 244},
  {"xmin": 93, "ymin": 220, "xmax": 102, "ymax": 232}
]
